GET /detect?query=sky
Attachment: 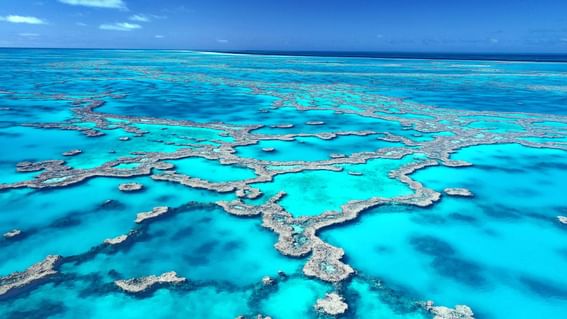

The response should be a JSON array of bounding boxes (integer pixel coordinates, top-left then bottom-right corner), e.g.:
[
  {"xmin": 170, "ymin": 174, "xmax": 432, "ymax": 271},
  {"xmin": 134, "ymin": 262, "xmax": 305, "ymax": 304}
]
[{"xmin": 0, "ymin": 0, "xmax": 567, "ymax": 52}]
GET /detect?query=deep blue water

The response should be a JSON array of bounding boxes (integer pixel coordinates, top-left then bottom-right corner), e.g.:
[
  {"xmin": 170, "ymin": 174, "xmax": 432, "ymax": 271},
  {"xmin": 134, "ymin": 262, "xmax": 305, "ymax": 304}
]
[{"xmin": 221, "ymin": 50, "xmax": 567, "ymax": 62}]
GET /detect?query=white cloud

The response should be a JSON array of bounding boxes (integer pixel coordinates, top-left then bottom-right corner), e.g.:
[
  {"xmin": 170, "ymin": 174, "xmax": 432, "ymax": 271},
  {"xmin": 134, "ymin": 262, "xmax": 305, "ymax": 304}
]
[
  {"xmin": 489, "ymin": 38, "xmax": 499, "ymax": 44},
  {"xmin": 155, "ymin": 35, "xmax": 164, "ymax": 39},
  {"xmin": 150, "ymin": 14, "xmax": 167, "ymax": 20},
  {"xmin": 129, "ymin": 14, "xmax": 149, "ymax": 22},
  {"xmin": 58, "ymin": 0, "xmax": 126, "ymax": 9},
  {"xmin": 217, "ymin": 39, "xmax": 229, "ymax": 43},
  {"xmin": 0, "ymin": 15, "xmax": 46, "ymax": 24},
  {"xmin": 19, "ymin": 33, "xmax": 40, "ymax": 37},
  {"xmin": 76, "ymin": 22, "xmax": 87, "ymax": 26},
  {"xmin": 561, "ymin": 38, "xmax": 567, "ymax": 43},
  {"xmin": 99, "ymin": 22, "xmax": 141, "ymax": 31}
]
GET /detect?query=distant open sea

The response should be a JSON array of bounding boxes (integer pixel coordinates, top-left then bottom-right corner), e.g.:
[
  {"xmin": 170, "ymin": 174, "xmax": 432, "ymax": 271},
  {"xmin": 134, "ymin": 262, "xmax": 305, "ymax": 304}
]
[{"xmin": 218, "ymin": 50, "xmax": 567, "ymax": 62}]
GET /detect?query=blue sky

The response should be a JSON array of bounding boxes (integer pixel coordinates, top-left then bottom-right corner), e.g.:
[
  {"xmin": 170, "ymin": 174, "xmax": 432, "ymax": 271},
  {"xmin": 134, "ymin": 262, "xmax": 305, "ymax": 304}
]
[{"xmin": 0, "ymin": 0, "xmax": 566, "ymax": 52}]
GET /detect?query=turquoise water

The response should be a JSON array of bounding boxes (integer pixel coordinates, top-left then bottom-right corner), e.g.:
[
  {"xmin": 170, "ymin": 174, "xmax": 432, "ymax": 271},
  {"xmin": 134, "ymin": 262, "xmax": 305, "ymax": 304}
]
[
  {"xmin": 321, "ymin": 144, "xmax": 567, "ymax": 319},
  {"xmin": 167, "ymin": 157, "xmax": 256, "ymax": 182},
  {"xmin": 1, "ymin": 49, "xmax": 567, "ymax": 318},
  {"xmin": 259, "ymin": 278, "xmax": 330, "ymax": 318},
  {"xmin": 252, "ymin": 156, "xmax": 416, "ymax": 216},
  {"xmin": 236, "ymin": 135, "xmax": 404, "ymax": 162},
  {"xmin": 67, "ymin": 206, "xmax": 302, "ymax": 286},
  {"xmin": 0, "ymin": 176, "xmax": 231, "ymax": 275}
]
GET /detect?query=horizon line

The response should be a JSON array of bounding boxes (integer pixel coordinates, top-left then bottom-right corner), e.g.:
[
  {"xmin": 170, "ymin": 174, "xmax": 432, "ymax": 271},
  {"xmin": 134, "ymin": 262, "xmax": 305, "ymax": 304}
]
[{"xmin": 1, "ymin": 47, "xmax": 566, "ymax": 62}]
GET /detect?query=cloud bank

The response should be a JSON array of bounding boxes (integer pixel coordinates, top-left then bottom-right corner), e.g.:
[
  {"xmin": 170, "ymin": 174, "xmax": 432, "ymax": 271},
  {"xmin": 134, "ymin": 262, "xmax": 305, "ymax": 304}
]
[
  {"xmin": 99, "ymin": 22, "xmax": 141, "ymax": 31},
  {"xmin": 58, "ymin": 0, "xmax": 126, "ymax": 9},
  {"xmin": 129, "ymin": 14, "xmax": 149, "ymax": 22},
  {"xmin": 0, "ymin": 15, "xmax": 46, "ymax": 24}
]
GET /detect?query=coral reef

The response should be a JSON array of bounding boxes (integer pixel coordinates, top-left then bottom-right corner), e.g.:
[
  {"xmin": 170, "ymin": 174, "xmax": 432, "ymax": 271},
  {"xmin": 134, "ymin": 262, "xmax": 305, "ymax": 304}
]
[
  {"xmin": 0, "ymin": 255, "xmax": 62, "ymax": 299},
  {"xmin": 118, "ymin": 182, "xmax": 144, "ymax": 192},
  {"xmin": 314, "ymin": 292, "xmax": 348, "ymax": 316},
  {"xmin": 135, "ymin": 206, "xmax": 170, "ymax": 224},
  {"xmin": 425, "ymin": 301, "xmax": 475, "ymax": 319},
  {"xmin": 115, "ymin": 271, "xmax": 186, "ymax": 294},
  {"xmin": 261, "ymin": 276, "xmax": 275, "ymax": 286},
  {"xmin": 444, "ymin": 188, "xmax": 474, "ymax": 197},
  {"xmin": 62, "ymin": 149, "xmax": 82, "ymax": 156},
  {"xmin": 104, "ymin": 234, "xmax": 129, "ymax": 245},
  {"xmin": 2, "ymin": 54, "xmax": 567, "ymax": 316},
  {"xmin": 3, "ymin": 229, "xmax": 22, "ymax": 239}
]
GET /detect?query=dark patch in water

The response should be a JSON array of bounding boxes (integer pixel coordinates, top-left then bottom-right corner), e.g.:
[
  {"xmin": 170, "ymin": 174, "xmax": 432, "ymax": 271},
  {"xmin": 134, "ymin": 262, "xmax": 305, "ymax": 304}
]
[
  {"xmin": 480, "ymin": 204, "xmax": 523, "ymax": 220},
  {"xmin": 527, "ymin": 161, "xmax": 567, "ymax": 171},
  {"xmin": 536, "ymin": 179, "xmax": 553, "ymax": 186},
  {"xmin": 374, "ymin": 245, "xmax": 393, "ymax": 254},
  {"xmin": 557, "ymin": 248, "xmax": 567, "ymax": 260},
  {"xmin": 39, "ymin": 201, "xmax": 54, "ymax": 210},
  {"xmin": 195, "ymin": 240, "xmax": 219, "ymax": 255},
  {"xmin": 171, "ymin": 226, "xmax": 195, "ymax": 240},
  {"xmin": 411, "ymin": 213, "xmax": 446, "ymax": 225},
  {"xmin": 493, "ymin": 154, "xmax": 514, "ymax": 161},
  {"xmin": 0, "ymin": 131, "xmax": 22, "ymax": 138},
  {"xmin": 62, "ymin": 273, "xmax": 114, "ymax": 299},
  {"xmin": 6, "ymin": 300, "xmax": 66, "ymax": 319},
  {"xmin": 520, "ymin": 276, "xmax": 567, "ymax": 299},
  {"xmin": 410, "ymin": 235, "xmax": 487, "ymax": 287},
  {"xmin": 182, "ymin": 253, "xmax": 210, "ymax": 266},
  {"xmin": 150, "ymin": 229, "xmax": 168, "ymax": 238},
  {"xmin": 197, "ymin": 216, "xmax": 213, "ymax": 224},
  {"xmin": 409, "ymin": 235, "xmax": 455, "ymax": 256},
  {"xmin": 474, "ymin": 164, "xmax": 526, "ymax": 174},
  {"xmin": 481, "ymin": 228, "xmax": 500, "ymax": 237},
  {"xmin": 449, "ymin": 213, "xmax": 478, "ymax": 223},
  {"xmin": 107, "ymin": 269, "xmax": 121, "ymax": 280},
  {"xmin": 0, "ymin": 160, "xmax": 18, "ymax": 166},
  {"xmin": 431, "ymin": 257, "xmax": 486, "ymax": 287},
  {"xmin": 50, "ymin": 215, "xmax": 82, "ymax": 228},
  {"xmin": 508, "ymin": 188, "xmax": 541, "ymax": 197},
  {"xmin": 24, "ymin": 143, "xmax": 41, "ymax": 149},
  {"xmin": 155, "ymin": 194, "xmax": 174, "ymax": 202},
  {"xmin": 95, "ymin": 199, "xmax": 126, "ymax": 211},
  {"xmin": 524, "ymin": 211, "xmax": 558, "ymax": 225},
  {"xmin": 217, "ymin": 229, "xmax": 231, "ymax": 237},
  {"xmin": 223, "ymin": 240, "xmax": 243, "ymax": 252}
]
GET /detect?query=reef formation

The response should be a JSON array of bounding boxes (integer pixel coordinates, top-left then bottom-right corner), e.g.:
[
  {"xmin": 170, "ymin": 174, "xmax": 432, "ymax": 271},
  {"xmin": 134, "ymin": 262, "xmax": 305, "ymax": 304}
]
[{"xmin": 1, "ymin": 50, "xmax": 566, "ymax": 318}]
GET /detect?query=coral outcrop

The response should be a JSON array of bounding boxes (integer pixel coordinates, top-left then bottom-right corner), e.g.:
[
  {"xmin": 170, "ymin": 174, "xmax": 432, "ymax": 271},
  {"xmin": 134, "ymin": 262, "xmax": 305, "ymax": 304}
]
[
  {"xmin": 314, "ymin": 292, "xmax": 348, "ymax": 316},
  {"xmin": 0, "ymin": 255, "xmax": 62, "ymax": 299},
  {"xmin": 115, "ymin": 271, "xmax": 186, "ymax": 294}
]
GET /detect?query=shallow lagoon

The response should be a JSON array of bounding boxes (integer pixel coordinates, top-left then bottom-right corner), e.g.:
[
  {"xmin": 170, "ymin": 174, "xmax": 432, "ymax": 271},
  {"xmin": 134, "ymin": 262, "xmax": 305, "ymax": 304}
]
[
  {"xmin": 236, "ymin": 134, "xmax": 404, "ymax": 162},
  {"xmin": 167, "ymin": 157, "xmax": 256, "ymax": 182},
  {"xmin": 252, "ymin": 156, "xmax": 416, "ymax": 216}
]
